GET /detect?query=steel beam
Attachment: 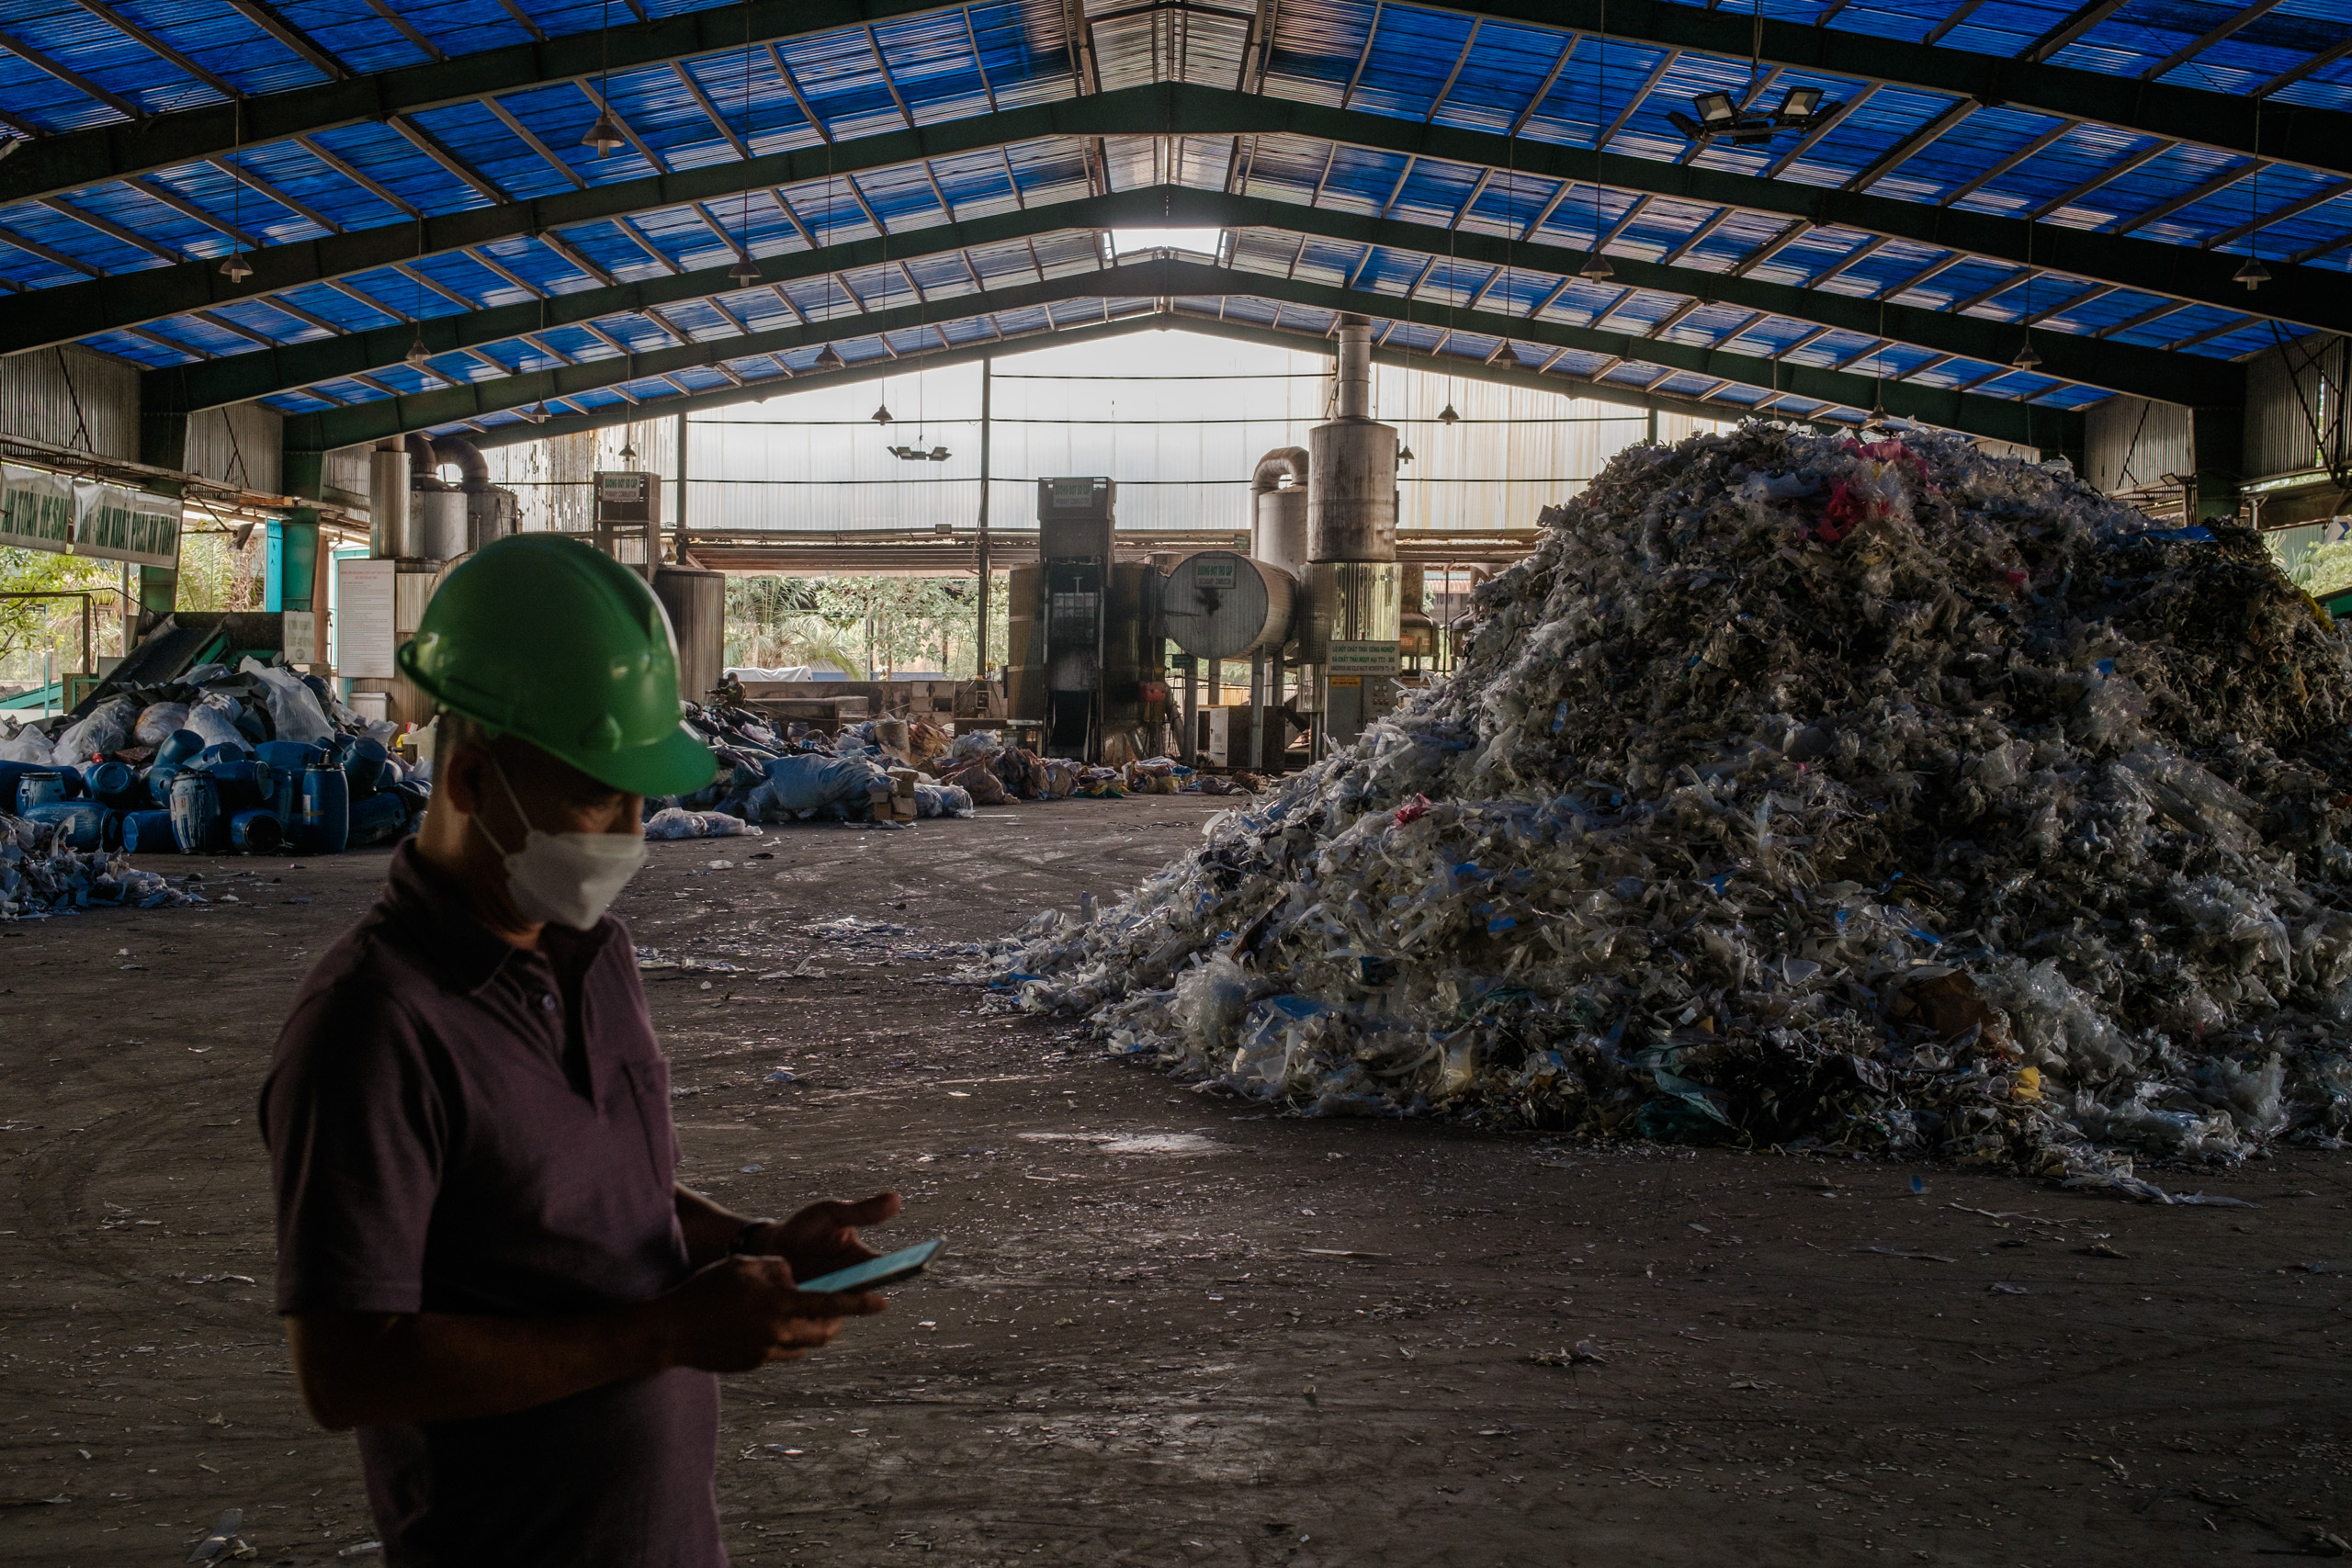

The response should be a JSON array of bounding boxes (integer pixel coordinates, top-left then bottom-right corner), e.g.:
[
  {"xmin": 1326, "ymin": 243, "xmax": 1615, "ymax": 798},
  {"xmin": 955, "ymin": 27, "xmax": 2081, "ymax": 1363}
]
[
  {"xmin": 271, "ymin": 255, "xmax": 2071, "ymax": 452},
  {"xmin": 146, "ymin": 181, "xmax": 2224, "ymax": 414},
  {"xmin": 9, "ymin": 0, "xmax": 2349, "ymax": 221},
  {"xmin": 17, "ymin": 85, "xmax": 2340, "ymax": 362}
]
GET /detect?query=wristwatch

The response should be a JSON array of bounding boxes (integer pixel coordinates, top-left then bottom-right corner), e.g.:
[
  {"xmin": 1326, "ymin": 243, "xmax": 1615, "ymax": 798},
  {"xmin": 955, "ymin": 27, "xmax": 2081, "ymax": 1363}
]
[{"xmin": 728, "ymin": 1219, "xmax": 775, "ymax": 1257}]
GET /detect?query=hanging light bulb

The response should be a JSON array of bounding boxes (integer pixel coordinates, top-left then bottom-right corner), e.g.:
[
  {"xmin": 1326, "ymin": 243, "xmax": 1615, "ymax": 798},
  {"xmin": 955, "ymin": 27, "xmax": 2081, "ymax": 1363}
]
[
  {"xmin": 619, "ymin": 441, "xmax": 637, "ymax": 464},
  {"xmin": 404, "ymin": 335, "xmax": 431, "ymax": 370},
  {"xmin": 1397, "ymin": 444, "xmax": 1416, "ymax": 464},
  {"xmin": 1579, "ymin": 252, "xmax": 1614, "ymax": 281},
  {"xmin": 871, "ymin": 402, "xmax": 893, "ymax": 425},
  {"xmin": 220, "ymin": 251, "xmax": 254, "ymax": 282},
  {"xmin": 582, "ymin": 108, "xmax": 627, "ymax": 155},
  {"xmin": 1495, "ymin": 343, "xmax": 1528, "ymax": 370},
  {"xmin": 2233, "ymin": 256, "xmax": 2271, "ymax": 291},
  {"xmin": 729, "ymin": 256, "xmax": 761, "ymax": 286},
  {"xmin": 813, "ymin": 344, "xmax": 844, "ymax": 371},
  {"xmin": 519, "ymin": 400, "xmax": 549, "ymax": 425},
  {"xmin": 2011, "ymin": 335, "xmax": 2041, "ymax": 371},
  {"xmin": 1438, "ymin": 402, "xmax": 1460, "ymax": 425}
]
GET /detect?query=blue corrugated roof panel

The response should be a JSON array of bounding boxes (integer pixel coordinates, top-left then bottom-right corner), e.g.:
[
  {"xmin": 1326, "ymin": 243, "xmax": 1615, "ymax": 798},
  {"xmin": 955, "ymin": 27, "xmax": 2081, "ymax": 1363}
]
[{"xmin": 1430, "ymin": 22, "xmax": 1573, "ymax": 137}]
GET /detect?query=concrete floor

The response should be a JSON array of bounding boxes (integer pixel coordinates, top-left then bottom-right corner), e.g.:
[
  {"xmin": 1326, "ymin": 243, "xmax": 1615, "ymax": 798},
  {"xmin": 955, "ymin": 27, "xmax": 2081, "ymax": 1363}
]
[{"xmin": 2, "ymin": 794, "xmax": 2349, "ymax": 1566}]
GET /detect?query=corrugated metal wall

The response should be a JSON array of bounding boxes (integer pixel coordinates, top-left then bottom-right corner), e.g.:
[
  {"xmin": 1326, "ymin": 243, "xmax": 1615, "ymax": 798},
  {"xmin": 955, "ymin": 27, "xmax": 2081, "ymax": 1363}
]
[
  {"xmin": 319, "ymin": 444, "xmax": 375, "ymax": 513},
  {"xmin": 481, "ymin": 332, "xmax": 1725, "ymax": 539},
  {"xmin": 0, "ymin": 344, "xmax": 138, "ymax": 460},
  {"xmin": 481, "ymin": 419, "xmax": 679, "ymax": 535},
  {"xmin": 2245, "ymin": 334, "xmax": 2347, "ymax": 482},
  {"xmin": 2085, "ymin": 396, "xmax": 2194, "ymax": 495},
  {"xmin": 183, "ymin": 402, "xmax": 281, "ymax": 493}
]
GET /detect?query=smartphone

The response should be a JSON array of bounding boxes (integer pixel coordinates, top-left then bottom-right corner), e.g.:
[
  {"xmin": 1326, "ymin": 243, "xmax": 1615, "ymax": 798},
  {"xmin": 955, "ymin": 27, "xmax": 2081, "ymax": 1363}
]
[{"xmin": 797, "ymin": 1238, "xmax": 944, "ymax": 1295}]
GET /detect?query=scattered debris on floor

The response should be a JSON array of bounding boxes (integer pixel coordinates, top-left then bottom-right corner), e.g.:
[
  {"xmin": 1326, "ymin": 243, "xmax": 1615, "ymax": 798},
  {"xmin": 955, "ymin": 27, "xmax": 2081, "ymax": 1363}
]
[{"xmin": 982, "ymin": 423, "xmax": 2352, "ymax": 1190}]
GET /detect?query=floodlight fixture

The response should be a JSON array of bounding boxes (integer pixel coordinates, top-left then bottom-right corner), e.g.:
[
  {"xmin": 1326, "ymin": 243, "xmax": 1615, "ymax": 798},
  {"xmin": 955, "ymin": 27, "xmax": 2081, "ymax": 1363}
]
[
  {"xmin": 1693, "ymin": 92, "xmax": 1736, "ymax": 127},
  {"xmin": 1781, "ymin": 86, "xmax": 1823, "ymax": 118}
]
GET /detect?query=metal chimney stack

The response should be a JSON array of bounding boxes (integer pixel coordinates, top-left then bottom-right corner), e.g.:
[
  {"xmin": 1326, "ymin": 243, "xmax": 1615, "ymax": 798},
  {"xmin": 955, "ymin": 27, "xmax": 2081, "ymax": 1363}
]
[{"xmin": 1302, "ymin": 314, "xmax": 1402, "ymax": 753}]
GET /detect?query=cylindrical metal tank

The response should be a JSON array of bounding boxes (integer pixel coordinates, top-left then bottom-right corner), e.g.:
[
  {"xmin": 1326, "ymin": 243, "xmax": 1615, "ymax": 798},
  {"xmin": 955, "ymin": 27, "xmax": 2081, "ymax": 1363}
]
[
  {"xmin": 652, "ymin": 566, "xmax": 725, "ymax": 703},
  {"xmin": 468, "ymin": 489, "xmax": 516, "ymax": 554},
  {"xmin": 1160, "ymin": 550, "xmax": 1295, "ymax": 660},
  {"xmin": 369, "ymin": 447, "xmax": 413, "ymax": 558},
  {"xmin": 384, "ymin": 563, "xmax": 445, "ymax": 725},
  {"xmin": 1004, "ymin": 562, "xmax": 1046, "ymax": 721},
  {"xmin": 415, "ymin": 491, "xmax": 468, "ymax": 562},
  {"xmin": 1307, "ymin": 316, "xmax": 1398, "ymax": 562},
  {"xmin": 1302, "ymin": 560, "xmax": 1402, "ymax": 660},
  {"xmin": 1250, "ymin": 448, "xmax": 1309, "ymax": 575}
]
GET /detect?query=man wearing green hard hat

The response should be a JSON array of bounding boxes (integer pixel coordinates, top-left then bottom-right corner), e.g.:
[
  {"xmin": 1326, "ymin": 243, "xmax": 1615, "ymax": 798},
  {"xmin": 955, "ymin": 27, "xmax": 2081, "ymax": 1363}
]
[{"xmin": 260, "ymin": 535, "xmax": 902, "ymax": 1567}]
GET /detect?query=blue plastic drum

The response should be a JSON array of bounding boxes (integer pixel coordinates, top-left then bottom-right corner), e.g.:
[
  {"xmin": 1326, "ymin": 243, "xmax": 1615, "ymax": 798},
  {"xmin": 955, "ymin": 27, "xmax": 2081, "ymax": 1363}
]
[{"xmin": 169, "ymin": 770, "xmax": 223, "ymax": 854}]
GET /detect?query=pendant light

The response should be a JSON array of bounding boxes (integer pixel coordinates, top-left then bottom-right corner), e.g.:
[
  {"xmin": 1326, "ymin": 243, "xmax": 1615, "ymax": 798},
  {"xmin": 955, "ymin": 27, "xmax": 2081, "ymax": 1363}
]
[
  {"xmin": 814, "ymin": 344, "xmax": 844, "ymax": 371},
  {"xmin": 582, "ymin": 0, "xmax": 624, "ymax": 154}
]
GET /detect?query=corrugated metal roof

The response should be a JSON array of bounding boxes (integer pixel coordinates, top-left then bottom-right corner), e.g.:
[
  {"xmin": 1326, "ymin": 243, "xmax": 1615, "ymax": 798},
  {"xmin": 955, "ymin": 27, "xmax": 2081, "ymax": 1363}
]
[{"xmin": 1, "ymin": 0, "xmax": 2344, "ymax": 444}]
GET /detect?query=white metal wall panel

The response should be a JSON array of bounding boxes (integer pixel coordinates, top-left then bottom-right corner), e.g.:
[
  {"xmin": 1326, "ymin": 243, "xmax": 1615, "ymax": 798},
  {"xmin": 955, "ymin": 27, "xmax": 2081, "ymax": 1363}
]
[
  {"xmin": 183, "ymin": 402, "xmax": 282, "ymax": 493},
  {"xmin": 0, "ymin": 344, "xmax": 137, "ymax": 460},
  {"xmin": 2245, "ymin": 334, "xmax": 2347, "ymax": 483},
  {"xmin": 2085, "ymin": 396, "xmax": 2195, "ymax": 495},
  {"xmin": 483, "ymin": 331, "xmax": 1727, "ymax": 543}
]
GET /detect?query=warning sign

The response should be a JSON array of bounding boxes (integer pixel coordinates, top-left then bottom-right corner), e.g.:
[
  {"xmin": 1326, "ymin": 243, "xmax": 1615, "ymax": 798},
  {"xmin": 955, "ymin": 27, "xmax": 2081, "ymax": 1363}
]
[{"xmin": 1327, "ymin": 639, "xmax": 1399, "ymax": 674}]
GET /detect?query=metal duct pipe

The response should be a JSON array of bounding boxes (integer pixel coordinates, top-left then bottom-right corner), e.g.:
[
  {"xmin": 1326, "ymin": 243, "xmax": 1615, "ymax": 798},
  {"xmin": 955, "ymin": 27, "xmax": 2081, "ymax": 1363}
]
[
  {"xmin": 404, "ymin": 433, "xmax": 441, "ymax": 488},
  {"xmin": 1250, "ymin": 446, "xmax": 1310, "ymax": 576},
  {"xmin": 1334, "ymin": 313, "xmax": 1372, "ymax": 421},
  {"xmin": 431, "ymin": 434, "xmax": 491, "ymax": 494},
  {"xmin": 368, "ymin": 447, "xmax": 412, "ymax": 558}
]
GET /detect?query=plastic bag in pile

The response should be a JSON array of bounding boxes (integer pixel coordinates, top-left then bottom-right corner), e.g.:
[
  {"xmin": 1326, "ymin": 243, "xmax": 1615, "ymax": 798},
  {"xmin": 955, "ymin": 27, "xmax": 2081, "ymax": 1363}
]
[
  {"xmin": 0, "ymin": 724, "xmax": 54, "ymax": 764},
  {"xmin": 238, "ymin": 658, "xmax": 334, "ymax": 746},
  {"xmin": 974, "ymin": 423, "xmax": 2352, "ymax": 1186},
  {"xmin": 48, "ymin": 696, "xmax": 141, "ymax": 763}
]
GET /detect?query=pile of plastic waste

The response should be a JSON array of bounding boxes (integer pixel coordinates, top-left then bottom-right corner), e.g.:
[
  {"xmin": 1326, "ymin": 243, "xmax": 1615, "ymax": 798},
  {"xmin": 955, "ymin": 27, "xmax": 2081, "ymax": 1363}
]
[
  {"xmin": 661, "ymin": 702, "xmax": 974, "ymax": 827},
  {"xmin": 0, "ymin": 656, "xmax": 420, "ymax": 866},
  {"xmin": 983, "ymin": 423, "xmax": 2352, "ymax": 1186},
  {"xmin": 0, "ymin": 810, "xmax": 209, "ymax": 919}
]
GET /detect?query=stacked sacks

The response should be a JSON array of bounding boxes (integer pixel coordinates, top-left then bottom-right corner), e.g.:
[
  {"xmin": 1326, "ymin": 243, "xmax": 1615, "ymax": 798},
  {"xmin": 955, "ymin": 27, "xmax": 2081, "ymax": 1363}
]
[{"xmin": 982, "ymin": 423, "xmax": 2352, "ymax": 1188}]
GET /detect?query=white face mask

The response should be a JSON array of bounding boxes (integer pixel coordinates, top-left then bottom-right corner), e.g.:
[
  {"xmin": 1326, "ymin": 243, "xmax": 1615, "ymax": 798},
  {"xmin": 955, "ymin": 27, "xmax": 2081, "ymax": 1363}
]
[{"xmin": 472, "ymin": 753, "xmax": 645, "ymax": 931}]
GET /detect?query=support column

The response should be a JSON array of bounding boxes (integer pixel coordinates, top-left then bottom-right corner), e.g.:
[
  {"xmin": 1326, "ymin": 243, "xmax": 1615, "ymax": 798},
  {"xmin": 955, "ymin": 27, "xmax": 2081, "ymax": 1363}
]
[
  {"xmin": 2191, "ymin": 401, "xmax": 2246, "ymax": 524},
  {"xmin": 136, "ymin": 408, "xmax": 187, "ymax": 626},
  {"xmin": 673, "ymin": 411, "xmax": 689, "ymax": 561},
  {"xmin": 1248, "ymin": 650, "xmax": 1266, "ymax": 778},
  {"xmin": 975, "ymin": 357, "xmax": 992, "ymax": 682}
]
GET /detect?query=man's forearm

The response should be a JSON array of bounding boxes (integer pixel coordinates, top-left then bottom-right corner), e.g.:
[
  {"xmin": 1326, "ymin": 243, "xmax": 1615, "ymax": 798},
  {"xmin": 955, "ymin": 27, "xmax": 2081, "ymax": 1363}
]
[
  {"xmin": 287, "ymin": 1303, "xmax": 674, "ymax": 1430},
  {"xmin": 675, "ymin": 1183, "xmax": 752, "ymax": 1269}
]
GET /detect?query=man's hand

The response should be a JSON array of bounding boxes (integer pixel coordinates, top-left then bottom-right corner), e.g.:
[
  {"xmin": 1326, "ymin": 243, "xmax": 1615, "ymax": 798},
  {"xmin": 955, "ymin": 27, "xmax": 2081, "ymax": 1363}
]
[
  {"xmin": 659, "ymin": 1256, "xmax": 887, "ymax": 1374},
  {"xmin": 739, "ymin": 1191, "xmax": 903, "ymax": 1281}
]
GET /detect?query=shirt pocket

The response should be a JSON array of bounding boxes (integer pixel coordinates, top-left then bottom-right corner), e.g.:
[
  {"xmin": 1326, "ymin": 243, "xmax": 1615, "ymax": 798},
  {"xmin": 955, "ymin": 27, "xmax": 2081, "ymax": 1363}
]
[{"xmin": 617, "ymin": 1055, "xmax": 679, "ymax": 1191}]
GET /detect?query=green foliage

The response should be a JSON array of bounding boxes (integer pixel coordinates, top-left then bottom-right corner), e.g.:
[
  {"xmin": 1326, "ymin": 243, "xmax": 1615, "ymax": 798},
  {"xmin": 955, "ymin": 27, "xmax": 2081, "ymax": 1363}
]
[
  {"xmin": 2282, "ymin": 538, "xmax": 2352, "ymax": 602},
  {"xmin": 724, "ymin": 573, "xmax": 1009, "ymax": 678},
  {"xmin": 0, "ymin": 547, "xmax": 124, "ymax": 683}
]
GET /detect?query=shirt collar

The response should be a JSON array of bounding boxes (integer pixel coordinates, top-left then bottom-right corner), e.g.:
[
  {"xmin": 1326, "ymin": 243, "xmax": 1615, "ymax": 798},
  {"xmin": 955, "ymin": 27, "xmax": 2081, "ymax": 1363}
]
[{"xmin": 381, "ymin": 840, "xmax": 545, "ymax": 998}]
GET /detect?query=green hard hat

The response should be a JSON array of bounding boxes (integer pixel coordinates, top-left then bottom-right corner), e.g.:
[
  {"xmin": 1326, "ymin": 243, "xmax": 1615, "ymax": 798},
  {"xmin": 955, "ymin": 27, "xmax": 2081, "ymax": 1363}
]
[{"xmin": 397, "ymin": 534, "xmax": 716, "ymax": 797}]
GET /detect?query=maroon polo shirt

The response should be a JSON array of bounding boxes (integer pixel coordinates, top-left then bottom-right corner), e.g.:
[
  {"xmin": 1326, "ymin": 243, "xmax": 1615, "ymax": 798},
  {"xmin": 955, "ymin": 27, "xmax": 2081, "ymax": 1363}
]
[{"xmin": 260, "ymin": 841, "xmax": 724, "ymax": 1568}]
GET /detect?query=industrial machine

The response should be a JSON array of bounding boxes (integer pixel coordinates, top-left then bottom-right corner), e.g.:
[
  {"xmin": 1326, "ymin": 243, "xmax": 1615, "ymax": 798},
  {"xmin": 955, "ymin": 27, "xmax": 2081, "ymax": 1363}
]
[
  {"xmin": 353, "ymin": 433, "xmax": 520, "ymax": 726},
  {"xmin": 1302, "ymin": 313, "xmax": 1402, "ymax": 753},
  {"xmin": 1036, "ymin": 476, "xmax": 1114, "ymax": 760},
  {"xmin": 591, "ymin": 470, "xmax": 662, "ymax": 577},
  {"xmin": 1159, "ymin": 547, "xmax": 1295, "ymax": 773}
]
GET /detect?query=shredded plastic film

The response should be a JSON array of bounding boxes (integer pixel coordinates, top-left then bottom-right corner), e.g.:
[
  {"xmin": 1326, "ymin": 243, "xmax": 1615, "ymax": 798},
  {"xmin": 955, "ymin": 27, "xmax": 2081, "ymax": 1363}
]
[{"xmin": 977, "ymin": 423, "xmax": 2352, "ymax": 1185}]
